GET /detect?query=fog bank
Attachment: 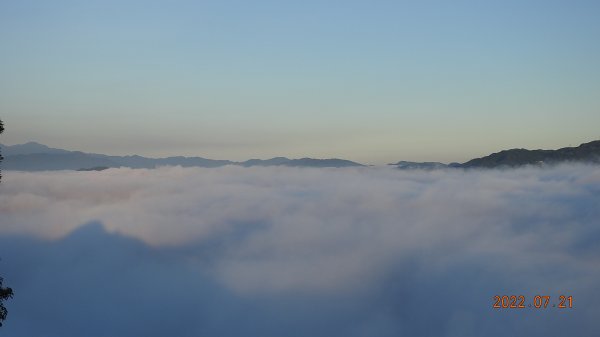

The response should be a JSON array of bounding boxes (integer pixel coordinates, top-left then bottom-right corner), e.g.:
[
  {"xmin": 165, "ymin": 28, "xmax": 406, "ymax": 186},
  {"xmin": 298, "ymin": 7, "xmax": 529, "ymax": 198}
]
[{"xmin": 0, "ymin": 165, "xmax": 599, "ymax": 336}]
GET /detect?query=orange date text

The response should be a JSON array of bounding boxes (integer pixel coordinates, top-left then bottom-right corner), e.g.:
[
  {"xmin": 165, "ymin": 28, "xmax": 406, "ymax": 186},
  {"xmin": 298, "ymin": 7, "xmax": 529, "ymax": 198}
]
[{"xmin": 492, "ymin": 295, "xmax": 573, "ymax": 309}]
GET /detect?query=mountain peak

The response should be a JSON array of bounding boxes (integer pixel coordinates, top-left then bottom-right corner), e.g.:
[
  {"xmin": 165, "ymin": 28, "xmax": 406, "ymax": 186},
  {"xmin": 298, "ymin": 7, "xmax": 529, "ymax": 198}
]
[
  {"xmin": 1, "ymin": 141, "xmax": 72, "ymax": 156},
  {"xmin": 461, "ymin": 140, "xmax": 600, "ymax": 168}
]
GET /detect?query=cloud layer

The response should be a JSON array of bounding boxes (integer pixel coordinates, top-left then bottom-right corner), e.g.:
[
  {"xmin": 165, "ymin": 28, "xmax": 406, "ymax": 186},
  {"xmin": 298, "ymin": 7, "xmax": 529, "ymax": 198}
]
[{"xmin": 1, "ymin": 165, "xmax": 599, "ymax": 336}]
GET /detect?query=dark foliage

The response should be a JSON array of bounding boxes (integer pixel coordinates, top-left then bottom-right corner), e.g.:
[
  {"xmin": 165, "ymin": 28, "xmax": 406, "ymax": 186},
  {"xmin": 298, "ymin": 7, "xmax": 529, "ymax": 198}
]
[{"xmin": 0, "ymin": 277, "xmax": 13, "ymax": 327}]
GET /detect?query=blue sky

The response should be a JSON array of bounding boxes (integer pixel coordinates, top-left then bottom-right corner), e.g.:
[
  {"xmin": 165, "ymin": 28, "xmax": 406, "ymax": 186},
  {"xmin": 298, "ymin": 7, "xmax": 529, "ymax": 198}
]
[{"xmin": 1, "ymin": 0, "xmax": 599, "ymax": 163}]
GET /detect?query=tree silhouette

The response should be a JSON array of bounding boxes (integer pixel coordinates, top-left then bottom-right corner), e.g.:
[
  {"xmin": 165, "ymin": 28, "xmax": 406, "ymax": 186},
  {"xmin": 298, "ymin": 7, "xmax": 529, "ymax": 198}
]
[
  {"xmin": 0, "ymin": 277, "xmax": 13, "ymax": 327},
  {"xmin": 0, "ymin": 119, "xmax": 12, "ymax": 327}
]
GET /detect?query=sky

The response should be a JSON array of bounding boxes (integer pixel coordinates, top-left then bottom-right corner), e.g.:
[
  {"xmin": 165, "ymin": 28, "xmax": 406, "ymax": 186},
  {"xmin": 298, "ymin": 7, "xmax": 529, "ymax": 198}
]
[
  {"xmin": 1, "ymin": 0, "xmax": 599, "ymax": 164},
  {"xmin": 1, "ymin": 164, "xmax": 599, "ymax": 336}
]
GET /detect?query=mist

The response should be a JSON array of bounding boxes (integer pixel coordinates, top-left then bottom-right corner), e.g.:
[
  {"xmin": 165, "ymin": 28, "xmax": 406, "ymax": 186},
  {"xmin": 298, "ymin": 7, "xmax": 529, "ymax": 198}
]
[{"xmin": 0, "ymin": 165, "xmax": 599, "ymax": 336}]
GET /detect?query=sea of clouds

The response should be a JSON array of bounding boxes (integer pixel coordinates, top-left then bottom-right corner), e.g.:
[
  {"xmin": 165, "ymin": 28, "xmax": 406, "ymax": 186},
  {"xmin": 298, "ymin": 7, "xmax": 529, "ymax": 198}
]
[{"xmin": 0, "ymin": 164, "xmax": 599, "ymax": 336}]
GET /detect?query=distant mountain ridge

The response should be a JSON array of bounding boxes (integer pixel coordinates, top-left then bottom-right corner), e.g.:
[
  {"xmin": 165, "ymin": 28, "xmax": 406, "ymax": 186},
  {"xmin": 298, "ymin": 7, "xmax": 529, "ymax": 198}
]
[
  {"xmin": 1, "ymin": 141, "xmax": 71, "ymax": 156},
  {"xmin": 461, "ymin": 140, "xmax": 600, "ymax": 168},
  {"xmin": 2, "ymin": 140, "xmax": 600, "ymax": 171},
  {"xmin": 0, "ymin": 142, "xmax": 364, "ymax": 171},
  {"xmin": 388, "ymin": 140, "xmax": 600, "ymax": 170},
  {"xmin": 388, "ymin": 161, "xmax": 449, "ymax": 170}
]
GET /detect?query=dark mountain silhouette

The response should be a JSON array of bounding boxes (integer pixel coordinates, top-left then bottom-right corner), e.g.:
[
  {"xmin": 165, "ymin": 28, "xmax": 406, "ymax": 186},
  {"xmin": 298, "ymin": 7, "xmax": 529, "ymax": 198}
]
[
  {"xmin": 240, "ymin": 157, "xmax": 291, "ymax": 167},
  {"xmin": 241, "ymin": 157, "xmax": 359, "ymax": 168},
  {"xmin": 285, "ymin": 158, "xmax": 362, "ymax": 168},
  {"xmin": 388, "ymin": 161, "xmax": 448, "ymax": 170},
  {"xmin": 389, "ymin": 140, "xmax": 600, "ymax": 169},
  {"xmin": 1, "ymin": 141, "xmax": 71, "ymax": 156},
  {"xmin": 0, "ymin": 143, "xmax": 364, "ymax": 171},
  {"xmin": 77, "ymin": 166, "xmax": 111, "ymax": 172},
  {"xmin": 462, "ymin": 140, "xmax": 600, "ymax": 168},
  {"xmin": 4, "ymin": 140, "xmax": 599, "ymax": 171},
  {"xmin": 3, "ymin": 152, "xmax": 121, "ymax": 171}
]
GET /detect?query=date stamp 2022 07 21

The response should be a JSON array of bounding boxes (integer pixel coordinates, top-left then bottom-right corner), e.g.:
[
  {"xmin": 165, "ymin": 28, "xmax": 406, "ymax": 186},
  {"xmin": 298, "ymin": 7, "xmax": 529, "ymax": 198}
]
[{"xmin": 493, "ymin": 295, "xmax": 573, "ymax": 309}]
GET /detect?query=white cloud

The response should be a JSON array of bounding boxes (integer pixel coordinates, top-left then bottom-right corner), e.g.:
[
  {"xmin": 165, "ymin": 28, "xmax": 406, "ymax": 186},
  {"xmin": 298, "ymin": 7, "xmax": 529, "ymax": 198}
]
[{"xmin": 0, "ymin": 164, "xmax": 599, "ymax": 336}]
